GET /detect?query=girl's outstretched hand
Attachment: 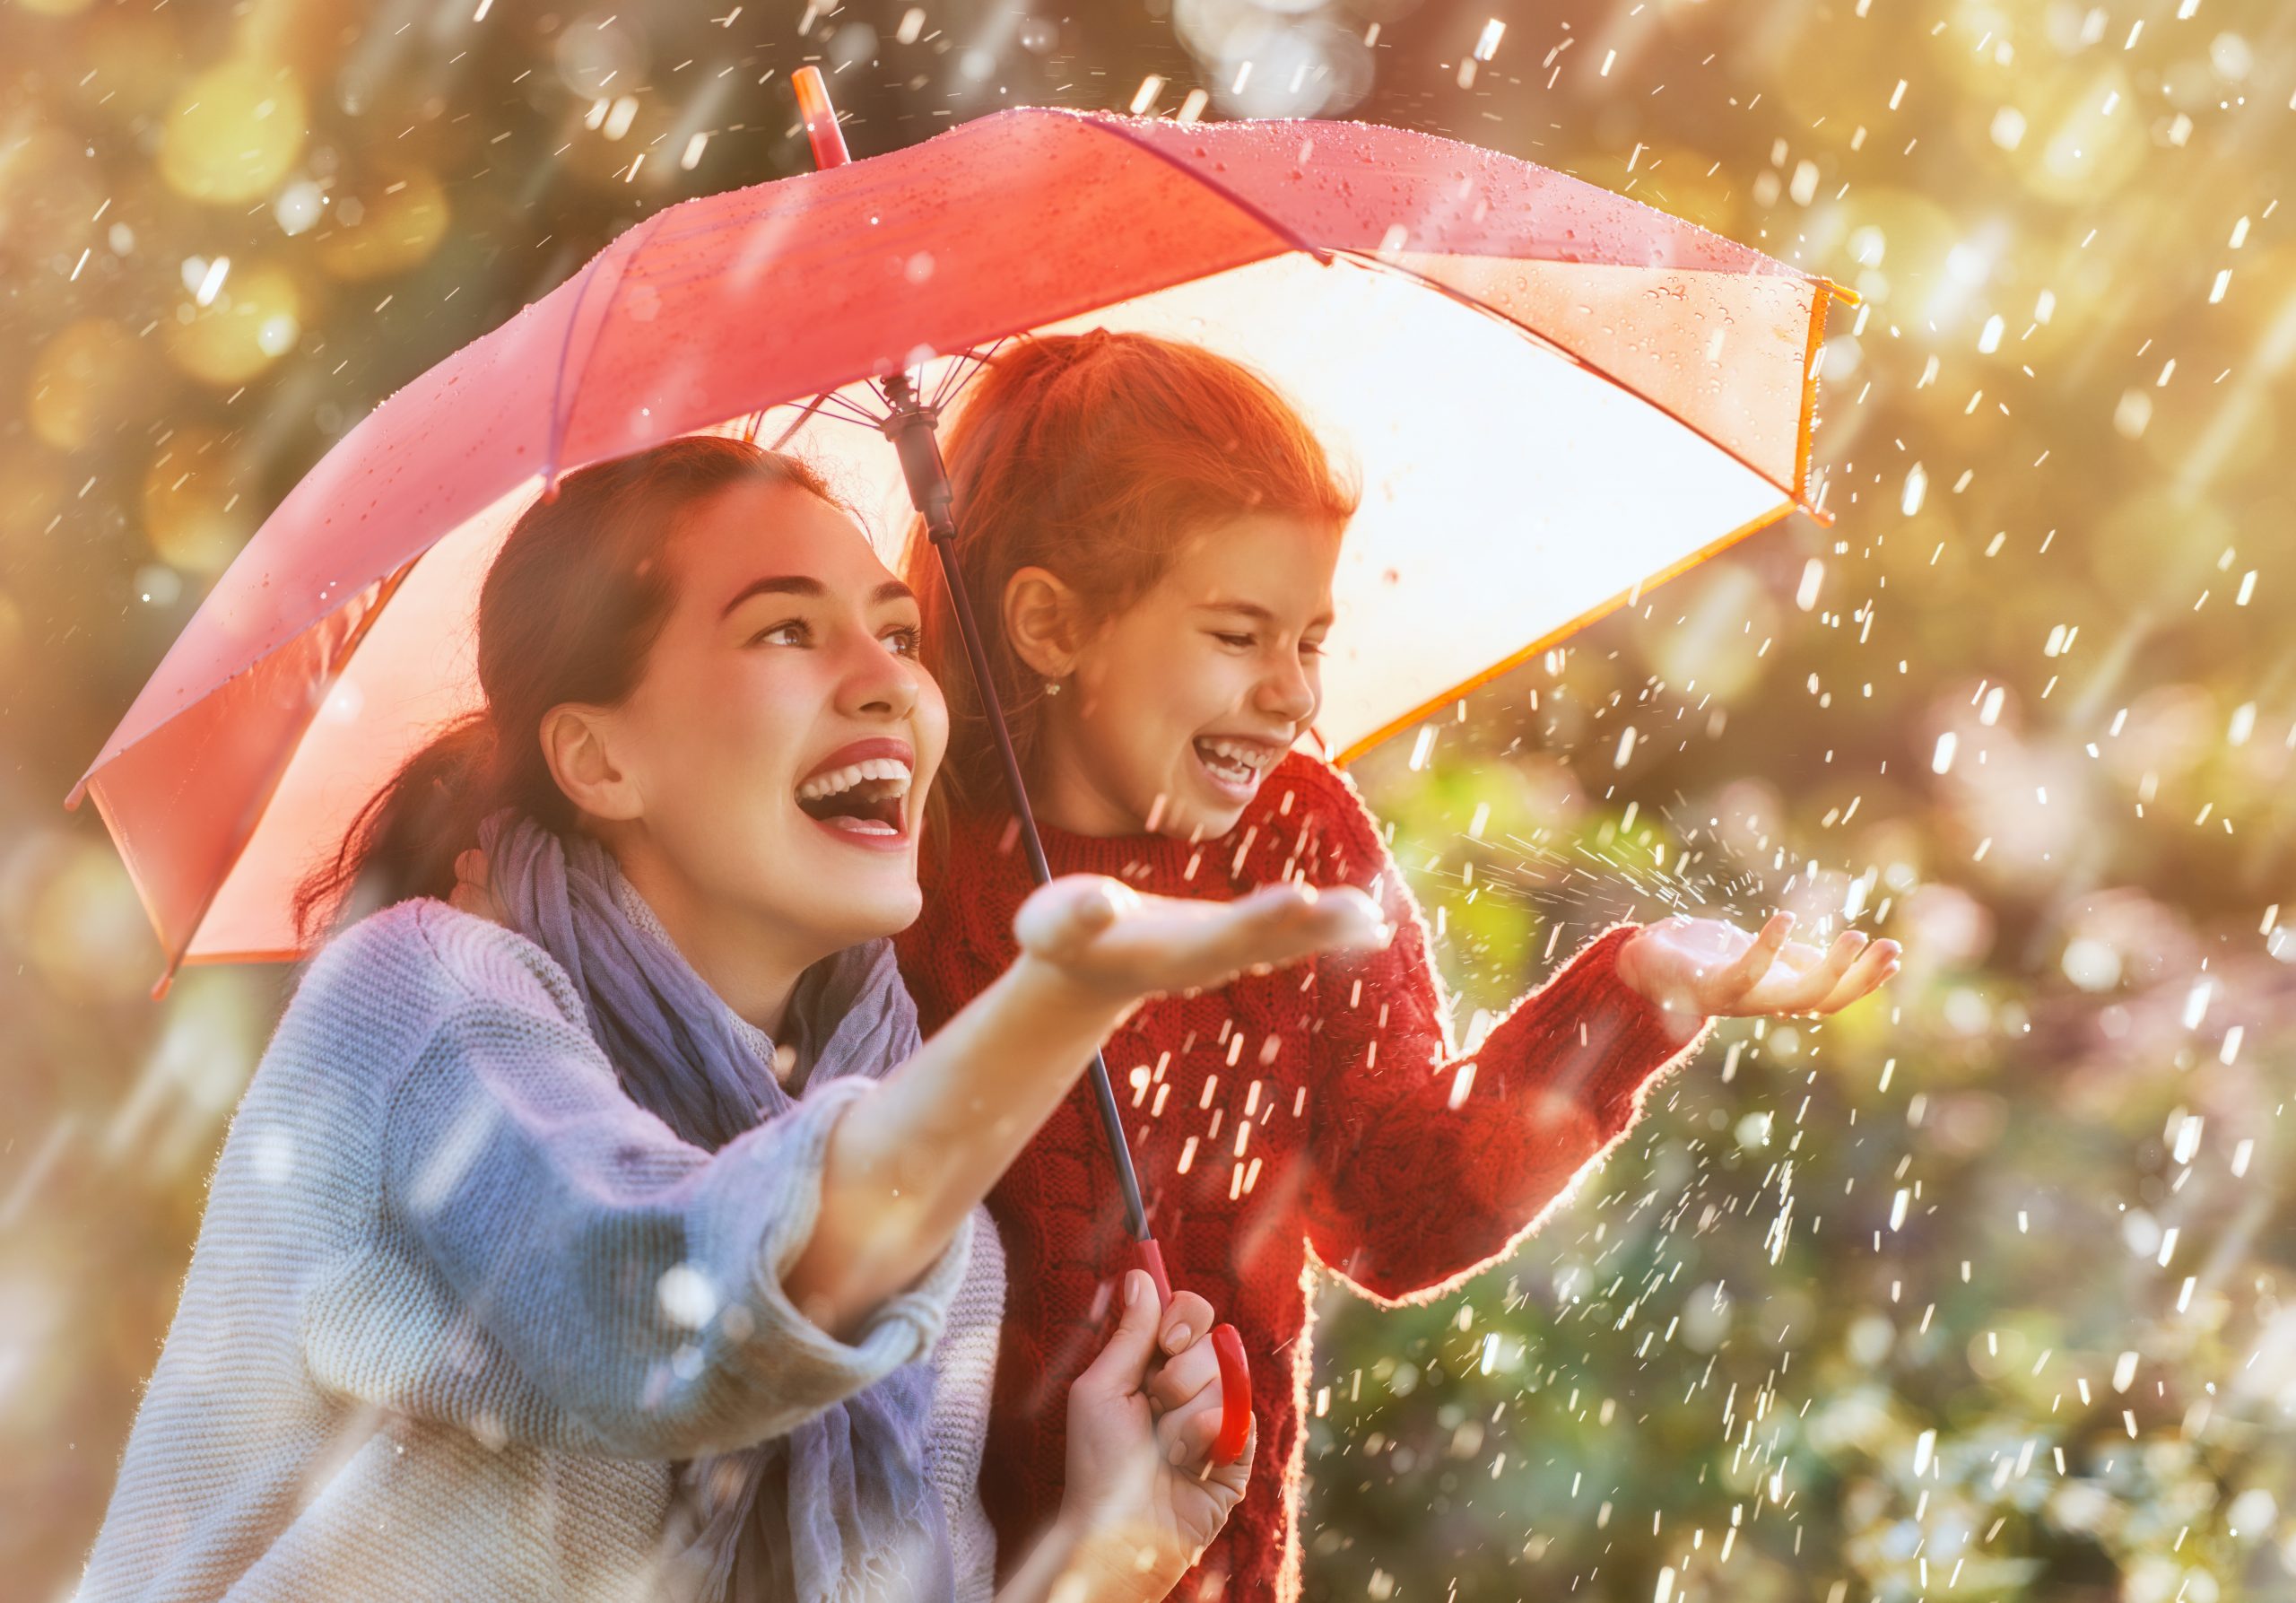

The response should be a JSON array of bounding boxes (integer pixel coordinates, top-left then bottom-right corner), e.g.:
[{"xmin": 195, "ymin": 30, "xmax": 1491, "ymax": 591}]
[
  {"xmin": 1615, "ymin": 911, "xmax": 1900, "ymax": 1021},
  {"xmin": 1014, "ymin": 876, "xmax": 1389, "ymax": 1005}
]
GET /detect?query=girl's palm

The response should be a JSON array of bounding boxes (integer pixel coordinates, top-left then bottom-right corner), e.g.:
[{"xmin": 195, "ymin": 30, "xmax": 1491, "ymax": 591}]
[{"xmin": 1619, "ymin": 911, "xmax": 1900, "ymax": 1019}]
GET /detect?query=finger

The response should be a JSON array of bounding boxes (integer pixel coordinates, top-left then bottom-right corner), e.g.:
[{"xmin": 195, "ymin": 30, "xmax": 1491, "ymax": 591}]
[
  {"xmin": 1208, "ymin": 1414, "xmax": 1256, "ymax": 1496},
  {"xmin": 1772, "ymin": 930, "xmax": 1872, "ymax": 1012},
  {"xmin": 1156, "ymin": 1381, "xmax": 1229, "ymax": 1468},
  {"xmin": 1216, "ymin": 883, "xmax": 1388, "ymax": 972},
  {"xmin": 1717, "ymin": 911, "xmax": 1795, "ymax": 1001},
  {"xmin": 1160, "ymin": 1291, "xmax": 1213, "ymax": 1357},
  {"xmin": 1144, "ymin": 1337, "xmax": 1221, "ymax": 1416},
  {"xmin": 1810, "ymin": 943, "xmax": 1901, "ymax": 1014},
  {"xmin": 1072, "ymin": 1270, "xmax": 1162, "ymax": 1399}
]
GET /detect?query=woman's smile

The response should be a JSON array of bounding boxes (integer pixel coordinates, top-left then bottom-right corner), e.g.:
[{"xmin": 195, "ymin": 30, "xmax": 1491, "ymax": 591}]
[{"xmin": 795, "ymin": 736, "xmax": 916, "ymax": 848}]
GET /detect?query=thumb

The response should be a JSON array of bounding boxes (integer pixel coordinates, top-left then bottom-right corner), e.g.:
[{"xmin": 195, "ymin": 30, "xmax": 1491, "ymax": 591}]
[{"xmin": 1074, "ymin": 1270, "xmax": 1161, "ymax": 1398}]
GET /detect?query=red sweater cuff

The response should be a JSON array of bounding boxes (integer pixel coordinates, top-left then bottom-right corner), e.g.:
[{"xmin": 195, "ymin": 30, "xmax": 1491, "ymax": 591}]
[{"xmin": 1557, "ymin": 922, "xmax": 1712, "ymax": 1135}]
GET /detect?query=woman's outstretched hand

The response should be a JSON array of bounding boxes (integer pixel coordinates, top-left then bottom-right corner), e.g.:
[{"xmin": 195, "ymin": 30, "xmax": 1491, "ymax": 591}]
[
  {"xmin": 1615, "ymin": 910, "xmax": 1900, "ymax": 1022},
  {"xmin": 1013, "ymin": 876, "xmax": 1390, "ymax": 1006},
  {"xmin": 1015, "ymin": 1270, "xmax": 1251, "ymax": 1603}
]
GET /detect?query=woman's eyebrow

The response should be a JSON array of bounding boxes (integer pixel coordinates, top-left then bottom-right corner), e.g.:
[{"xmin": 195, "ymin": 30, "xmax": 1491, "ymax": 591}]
[
  {"xmin": 873, "ymin": 580, "xmax": 918, "ymax": 608},
  {"xmin": 720, "ymin": 575, "xmax": 825, "ymax": 617}
]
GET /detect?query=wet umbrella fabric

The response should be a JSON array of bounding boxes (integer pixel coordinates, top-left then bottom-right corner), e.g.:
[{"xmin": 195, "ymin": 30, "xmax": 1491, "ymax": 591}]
[{"xmin": 74, "ymin": 106, "xmax": 1840, "ymax": 985}]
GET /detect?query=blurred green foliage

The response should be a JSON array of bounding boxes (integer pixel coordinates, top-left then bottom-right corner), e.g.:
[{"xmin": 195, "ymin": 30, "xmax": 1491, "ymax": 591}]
[{"xmin": 2, "ymin": 1, "xmax": 2291, "ymax": 1599}]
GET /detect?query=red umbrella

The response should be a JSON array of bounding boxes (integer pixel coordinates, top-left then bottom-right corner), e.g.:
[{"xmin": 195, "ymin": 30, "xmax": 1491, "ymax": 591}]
[{"xmin": 74, "ymin": 75, "xmax": 1848, "ymax": 1461}]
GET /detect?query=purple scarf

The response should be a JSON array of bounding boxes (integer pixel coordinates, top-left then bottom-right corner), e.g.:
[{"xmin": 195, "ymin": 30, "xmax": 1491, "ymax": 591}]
[{"xmin": 479, "ymin": 812, "xmax": 955, "ymax": 1603}]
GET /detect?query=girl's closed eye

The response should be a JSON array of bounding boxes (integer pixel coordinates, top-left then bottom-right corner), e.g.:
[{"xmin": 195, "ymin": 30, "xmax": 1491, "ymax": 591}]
[{"xmin": 1212, "ymin": 631, "xmax": 1257, "ymax": 651}]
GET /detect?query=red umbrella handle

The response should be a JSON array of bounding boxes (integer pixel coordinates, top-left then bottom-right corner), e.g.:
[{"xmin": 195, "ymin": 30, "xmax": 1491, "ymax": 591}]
[{"xmin": 1131, "ymin": 1238, "xmax": 1254, "ymax": 1466}]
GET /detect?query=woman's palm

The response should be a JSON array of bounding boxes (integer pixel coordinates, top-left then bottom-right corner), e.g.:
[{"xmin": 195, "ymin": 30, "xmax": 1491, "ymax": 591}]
[{"xmin": 1016, "ymin": 876, "xmax": 1389, "ymax": 1002}]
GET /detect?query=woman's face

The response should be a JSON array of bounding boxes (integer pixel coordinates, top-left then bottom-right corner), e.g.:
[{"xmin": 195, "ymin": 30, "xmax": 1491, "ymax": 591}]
[
  {"xmin": 586, "ymin": 480, "xmax": 946, "ymax": 959},
  {"xmin": 1031, "ymin": 513, "xmax": 1339, "ymax": 841}
]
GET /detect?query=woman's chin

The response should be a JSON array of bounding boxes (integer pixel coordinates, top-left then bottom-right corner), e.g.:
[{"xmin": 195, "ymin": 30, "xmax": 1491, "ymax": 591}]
[{"xmin": 811, "ymin": 867, "xmax": 924, "ymax": 942}]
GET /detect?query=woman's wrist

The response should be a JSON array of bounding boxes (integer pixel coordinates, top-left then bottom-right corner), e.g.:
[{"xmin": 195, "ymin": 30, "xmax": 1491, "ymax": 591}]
[
  {"xmin": 1004, "ymin": 948, "xmax": 1147, "ymax": 1033},
  {"xmin": 1039, "ymin": 1508, "xmax": 1184, "ymax": 1603}
]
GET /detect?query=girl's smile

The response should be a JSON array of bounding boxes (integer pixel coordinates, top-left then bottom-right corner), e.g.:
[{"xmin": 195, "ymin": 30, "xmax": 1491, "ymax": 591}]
[{"xmin": 1011, "ymin": 512, "xmax": 1340, "ymax": 841}]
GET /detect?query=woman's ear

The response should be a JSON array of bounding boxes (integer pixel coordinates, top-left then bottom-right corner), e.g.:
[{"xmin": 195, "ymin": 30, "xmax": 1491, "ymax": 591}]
[
  {"xmin": 1003, "ymin": 565, "xmax": 1087, "ymax": 680},
  {"xmin": 539, "ymin": 703, "xmax": 644, "ymax": 823}
]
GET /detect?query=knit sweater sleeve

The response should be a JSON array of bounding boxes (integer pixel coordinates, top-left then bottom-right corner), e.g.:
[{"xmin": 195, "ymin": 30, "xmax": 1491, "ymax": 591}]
[
  {"xmin": 1292, "ymin": 762, "xmax": 1715, "ymax": 1303},
  {"xmin": 299, "ymin": 909, "xmax": 970, "ymax": 1461}
]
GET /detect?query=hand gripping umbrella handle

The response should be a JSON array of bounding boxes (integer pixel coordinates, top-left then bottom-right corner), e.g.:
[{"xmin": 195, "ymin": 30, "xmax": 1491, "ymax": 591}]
[{"xmin": 1131, "ymin": 1239, "xmax": 1254, "ymax": 1466}]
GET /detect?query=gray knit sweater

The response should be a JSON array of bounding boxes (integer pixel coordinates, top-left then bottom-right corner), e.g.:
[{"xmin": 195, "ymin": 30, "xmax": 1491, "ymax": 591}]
[{"xmin": 79, "ymin": 899, "xmax": 982, "ymax": 1601}]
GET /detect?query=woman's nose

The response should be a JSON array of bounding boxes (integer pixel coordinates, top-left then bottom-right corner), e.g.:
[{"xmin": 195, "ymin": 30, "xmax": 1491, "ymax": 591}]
[{"xmin": 839, "ymin": 635, "xmax": 921, "ymax": 722}]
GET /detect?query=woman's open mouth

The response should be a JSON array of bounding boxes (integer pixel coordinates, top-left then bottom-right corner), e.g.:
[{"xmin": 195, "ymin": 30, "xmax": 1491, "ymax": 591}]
[
  {"xmin": 796, "ymin": 741, "xmax": 913, "ymax": 845},
  {"xmin": 1191, "ymin": 735, "xmax": 1283, "ymax": 803}
]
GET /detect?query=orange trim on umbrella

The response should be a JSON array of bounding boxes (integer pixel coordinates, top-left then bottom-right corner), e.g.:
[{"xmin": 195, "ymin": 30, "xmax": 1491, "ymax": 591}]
[
  {"xmin": 176, "ymin": 945, "xmax": 308, "ymax": 969},
  {"xmin": 1342, "ymin": 250, "xmax": 1830, "ymax": 518},
  {"xmin": 1331, "ymin": 497, "xmax": 1798, "ymax": 768},
  {"xmin": 1794, "ymin": 281, "xmax": 1837, "ymax": 522}
]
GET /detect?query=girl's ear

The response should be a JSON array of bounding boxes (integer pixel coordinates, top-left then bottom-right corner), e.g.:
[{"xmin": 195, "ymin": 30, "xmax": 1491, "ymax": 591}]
[
  {"xmin": 1003, "ymin": 565, "xmax": 1088, "ymax": 679},
  {"xmin": 540, "ymin": 703, "xmax": 645, "ymax": 823}
]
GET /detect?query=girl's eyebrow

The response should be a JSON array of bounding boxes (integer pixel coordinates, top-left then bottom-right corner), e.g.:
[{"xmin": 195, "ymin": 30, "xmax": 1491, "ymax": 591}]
[{"xmin": 1194, "ymin": 598, "xmax": 1335, "ymax": 629}]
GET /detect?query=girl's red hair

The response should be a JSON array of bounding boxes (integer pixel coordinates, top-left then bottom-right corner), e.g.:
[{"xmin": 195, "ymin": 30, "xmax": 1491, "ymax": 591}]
[{"xmin": 902, "ymin": 330, "xmax": 1356, "ymax": 821}]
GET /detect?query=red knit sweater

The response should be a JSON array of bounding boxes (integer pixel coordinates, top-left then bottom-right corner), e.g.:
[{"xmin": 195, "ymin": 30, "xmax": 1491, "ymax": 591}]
[{"xmin": 896, "ymin": 754, "xmax": 1711, "ymax": 1600}]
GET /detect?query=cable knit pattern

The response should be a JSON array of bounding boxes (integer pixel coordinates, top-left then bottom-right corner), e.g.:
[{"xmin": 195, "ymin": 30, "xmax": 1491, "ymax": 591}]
[
  {"xmin": 896, "ymin": 754, "xmax": 1715, "ymax": 1602},
  {"xmin": 81, "ymin": 899, "xmax": 971, "ymax": 1602}
]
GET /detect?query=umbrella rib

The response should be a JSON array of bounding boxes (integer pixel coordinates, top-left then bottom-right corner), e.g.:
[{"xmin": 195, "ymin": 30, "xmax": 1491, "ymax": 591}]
[
  {"xmin": 1331, "ymin": 248, "xmax": 1824, "ymax": 515},
  {"xmin": 1064, "ymin": 113, "xmax": 1337, "ymax": 269},
  {"xmin": 930, "ymin": 340, "xmax": 1005, "ymax": 411}
]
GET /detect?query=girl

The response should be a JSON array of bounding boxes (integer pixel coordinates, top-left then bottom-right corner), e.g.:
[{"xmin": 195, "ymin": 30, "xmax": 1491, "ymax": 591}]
[
  {"xmin": 80, "ymin": 438, "xmax": 1389, "ymax": 1603},
  {"xmin": 897, "ymin": 333, "xmax": 1901, "ymax": 1600}
]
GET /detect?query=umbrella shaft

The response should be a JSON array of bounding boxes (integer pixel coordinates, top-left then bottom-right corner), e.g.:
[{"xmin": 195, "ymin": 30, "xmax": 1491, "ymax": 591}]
[{"xmin": 881, "ymin": 378, "xmax": 1152, "ymax": 1247}]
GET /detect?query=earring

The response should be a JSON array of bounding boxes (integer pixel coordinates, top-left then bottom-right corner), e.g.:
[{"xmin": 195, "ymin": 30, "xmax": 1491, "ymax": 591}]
[{"xmin": 1043, "ymin": 678, "xmax": 1063, "ymax": 697}]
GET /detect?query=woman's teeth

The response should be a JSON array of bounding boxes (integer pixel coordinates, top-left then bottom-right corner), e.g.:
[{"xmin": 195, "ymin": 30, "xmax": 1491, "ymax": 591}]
[
  {"xmin": 796, "ymin": 756, "xmax": 912, "ymax": 802},
  {"xmin": 796, "ymin": 756, "xmax": 911, "ymax": 834}
]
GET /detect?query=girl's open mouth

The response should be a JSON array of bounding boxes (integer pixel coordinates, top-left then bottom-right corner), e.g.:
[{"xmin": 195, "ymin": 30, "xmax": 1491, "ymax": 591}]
[
  {"xmin": 796, "ymin": 752, "xmax": 912, "ymax": 842},
  {"xmin": 1192, "ymin": 735, "xmax": 1282, "ymax": 801}
]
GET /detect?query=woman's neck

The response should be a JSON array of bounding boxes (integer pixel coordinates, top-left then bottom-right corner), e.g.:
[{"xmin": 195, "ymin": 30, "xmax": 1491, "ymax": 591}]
[{"xmin": 613, "ymin": 851, "xmax": 810, "ymax": 1039}]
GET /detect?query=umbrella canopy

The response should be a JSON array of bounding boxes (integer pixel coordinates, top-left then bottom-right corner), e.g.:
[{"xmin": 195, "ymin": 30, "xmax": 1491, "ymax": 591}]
[{"xmin": 73, "ymin": 106, "xmax": 1843, "ymax": 983}]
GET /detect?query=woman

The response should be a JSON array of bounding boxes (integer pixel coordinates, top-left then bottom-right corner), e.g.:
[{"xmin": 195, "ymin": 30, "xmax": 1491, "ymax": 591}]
[{"xmin": 77, "ymin": 438, "xmax": 1385, "ymax": 1602}]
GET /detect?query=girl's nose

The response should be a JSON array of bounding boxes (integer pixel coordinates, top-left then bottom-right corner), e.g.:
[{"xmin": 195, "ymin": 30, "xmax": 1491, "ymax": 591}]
[
  {"xmin": 839, "ymin": 634, "xmax": 921, "ymax": 722},
  {"xmin": 1256, "ymin": 655, "xmax": 1318, "ymax": 725}
]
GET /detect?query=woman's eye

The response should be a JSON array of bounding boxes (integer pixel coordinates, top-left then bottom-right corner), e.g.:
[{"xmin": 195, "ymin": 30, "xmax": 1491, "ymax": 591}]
[
  {"xmin": 1300, "ymin": 639, "xmax": 1326, "ymax": 659},
  {"xmin": 751, "ymin": 619, "xmax": 810, "ymax": 648},
  {"xmin": 1213, "ymin": 632, "xmax": 1257, "ymax": 650},
  {"xmin": 884, "ymin": 625, "xmax": 923, "ymax": 658}
]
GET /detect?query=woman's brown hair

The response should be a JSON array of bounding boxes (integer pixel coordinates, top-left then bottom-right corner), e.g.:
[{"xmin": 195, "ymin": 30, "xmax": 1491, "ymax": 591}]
[
  {"xmin": 293, "ymin": 435, "xmax": 837, "ymax": 942},
  {"xmin": 900, "ymin": 330, "xmax": 1357, "ymax": 821}
]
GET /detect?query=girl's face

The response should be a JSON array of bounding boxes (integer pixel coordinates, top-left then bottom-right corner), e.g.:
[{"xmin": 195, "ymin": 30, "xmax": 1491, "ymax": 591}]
[
  {"xmin": 1030, "ymin": 513, "xmax": 1339, "ymax": 841},
  {"xmin": 576, "ymin": 481, "xmax": 947, "ymax": 963}
]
